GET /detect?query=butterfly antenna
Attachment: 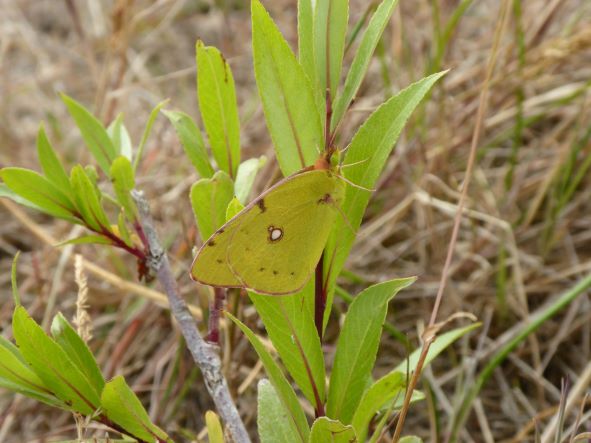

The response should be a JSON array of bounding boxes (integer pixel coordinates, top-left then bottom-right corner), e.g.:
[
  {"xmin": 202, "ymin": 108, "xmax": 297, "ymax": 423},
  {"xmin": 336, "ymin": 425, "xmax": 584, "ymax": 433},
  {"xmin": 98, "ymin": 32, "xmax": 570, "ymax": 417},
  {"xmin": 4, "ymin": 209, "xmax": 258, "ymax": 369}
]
[
  {"xmin": 335, "ymin": 173, "xmax": 375, "ymax": 192},
  {"xmin": 340, "ymin": 157, "xmax": 370, "ymax": 169}
]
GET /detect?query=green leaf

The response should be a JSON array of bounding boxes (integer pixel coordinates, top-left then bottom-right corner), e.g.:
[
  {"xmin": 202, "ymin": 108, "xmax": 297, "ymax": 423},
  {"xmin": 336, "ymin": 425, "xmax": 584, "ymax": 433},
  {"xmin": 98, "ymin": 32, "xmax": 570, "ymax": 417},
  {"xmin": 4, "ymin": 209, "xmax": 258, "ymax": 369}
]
[
  {"xmin": 298, "ymin": 0, "xmax": 315, "ymax": 83},
  {"xmin": 324, "ymin": 71, "xmax": 447, "ymax": 323},
  {"xmin": 393, "ymin": 323, "xmax": 479, "ymax": 374},
  {"xmin": 135, "ymin": 99, "xmax": 169, "ymax": 172},
  {"xmin": 327, "ymin": 278, "xmax": 415, "ymax": 423},
  {"xmin": 309, "ymin": 417, "xmax": 357, "ymax": 443},
  {"xmin": 110, "ymin": 156, "xmax": 137, "ymax": 222},
  {"xmin": 50, "ymin": 313, "xmax": 105, "ymax": 393},
  {"xmin": 61, "ymin": 94, "xmax": 116, "ymax": 175},
  {"xmin": 331, "ymin": 0, "xmax": 401, "ymax": 129},
  {"xmin": 258, "ymin": 379, "xmax": 300, "ymax": 443},
  {"xmin": 84, "ymin": 165, "xmax": 99, "ymax": 186},
  {"xmin": 0, "ymin": 168, "xmax": 78, "ymax": 222},
  {"xmin": 11, "ymin": 252, "xmax": 21, "ymax": 307},
  {"xmin": 251, "ymin": 287, "xmax": 326, "ymax": 407},
  {"xmin": 101, "ymin": 375, "xmax": 173, "ymax": 442},
  {"xmin": 107, "ymin": 114, "xmax": 133, "ymax": 160},
  {"xmin": 70, "ymin": 165, "xmax": 111, "ymax": 232},
  {"xmin": 399, "ymin": 437, "xmax": 423, "ymax": 443},
  {"xmin": 226, "ymin": 312, "xmax": 310, "ymax": 442},
  {"xmin": 0, "ymin": 336, "xmax": 66, "ymax": 408},
  {"xmin": 225, "ymin": 196, "xmax": 244, "ymax": 220},
  {"xmin": 12, "ymin": 306, "xmax": 101, "ymax": 415},
  {"xmin": 162, "ymin": 109, "xmax": 215, "ymax": 178},
  {"xmin": 351, "ymin": 371, "xmax": 406, "ymax": 441},
  {"xmin": 0, "ymin": 183, "xmax": 45, "ymax": 213},
  {"xmin": 56, "ymin": 235, "xmax": 113, "ymax": 247},
  {"xmin": 37, "ymin": 124, "xmax": 72, "ymax": 193},
  {"xmin": 205, "ymin": 411, "xmax": 224, "ymax": 443},
  {"xmin": 352, "ymin": 323, "xmax": 479, "ymax": 441},
  {"xmin": 252, "ymin": 0, "xmax": 322, "ymax": 176},
  {"xmin": 196, "ymin": 41, "xmax": 241, "ymax": 179},
  {"xmin": 190, "ymin": 171, "xmax": 234, "ymax": 242},
  {"xmin": 234, "ymin": 156, "xmax": 267, "ymax": 204},
  {"xmin": 58, "ymin": 440, "xmax": 135, "ymax": 443},
  {"xmin": 117, "ymin": 211, "xmax": 134, "ymax": 248},
  {"xmin": 313, "ymin": 0, "xmax": 348, "ymax": 102}
]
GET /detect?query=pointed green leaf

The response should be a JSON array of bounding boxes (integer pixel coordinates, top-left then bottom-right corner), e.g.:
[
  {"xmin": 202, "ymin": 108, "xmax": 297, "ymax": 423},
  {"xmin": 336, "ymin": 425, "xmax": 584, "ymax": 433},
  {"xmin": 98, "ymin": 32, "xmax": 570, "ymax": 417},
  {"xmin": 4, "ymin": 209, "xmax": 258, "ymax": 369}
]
[
  {"xmin": 331, "ymin": 0, "xmax": 400, "ymax": 129},
  {"xmin": 190, "ymin": 171, "xmax": 234, "ymax": 242},
  {"xmin": 61, "ymin": 94, "xmax": 116, "ymax": 175},
  {"xmin": 101, "ymin": 375, "xmax": 173, "ymax": 442},
  {"xmin": 251, "ymin": 287, "xmax": 326, "ymax": 407},
  {"xmin": 58, "ymin": 440, "xmax": 135, "ymax": 443},
  {"xmin": 327, "ymin": 278, "xmax": 415, "ymax": 423},
  {"xmin": 205, "ymin": 411, "xmax": 224, "ymax": 443},
  {"xmin": 0, "ymin": 336, "xmax": 65, "ymax": 408},
  {"xmin": 0, "ymin": 168, "xmax": 78, "ymax": 222},
  {"xmin": 107, "ymin": 114, "xmax": 133, "ymax": 160},
  {"xmin": 314, "ymin": 0, "xmax": 348, "ymax": 102},
  {"xmin": 399, "ymin": 436, "xmax": 423, "ymax": 443},
  {"xmin": 324, "ymin": 72, "xmax": 447, "ymax": 323},
  {"xmin": 56, "ymin": 235, "xmax": 113, "ymax": 247},
  {"xmin": 234, "ymin": 156, "xmax": 267, "ymax": 204},
  {"xmin": 226, "ymin": 312, "xmax": 309, "ymax": 442},
  {"xmin": 11, "ymin": 252, "xmax": 21, "ymax": 307},
  {"xmin": 110, "ymin": 156, "xmax": 137, "ymax": 221},
  {"xmin": 0, "ymin": 183, "xmax": 45, "ymax": 212},
  {"xmin": 352, "ymin": 323, "xmax": 479, "ymax": 440},
  {"xmin": 37, "ymin": 125, "xmax": 72, "ymax": 193},
  {"xmin": 84, "ymin": 165, "xmax": 99, "ymax": 186},
  {"xmin": 117, "ymin": 211, "xmax": 134, "ymax": 248},
  {"xmin": 258, "ymin": 379, "xmax": 300, "ymax": 443},
  {"xmin": 134, "ymin": 99, "xmax": 169, "ymax": 172},
  {"xmin": 309, "ymin": 417, "xmax": 357, "ymax": 443},
  {"xmin": 225, "ymin": 196, "xmax": 244, "ymax": 221},
  {"xmin": 196, "ymin": 41, "xmax": 241, "ymax": 179},
  {"xmin": 351, "ymin": 370, "xmax": 406, "ymax": 441},
  {"xmin": 70, "ymin": 165, "xmax": 111, "ymax": 232},
  {"xmin": 393, "ymin": 323, "xmax": 480, "ymax": 375},
  {"xmin": 298, "ymin": 0, "xmax": 315, "ymax": 83},
  {"xmin": 252, "ymin": 0, "xmax": 322, "ymax": 175},
  {"xmin": 162, "ymin": 109, "xmax": 215, "ymax": 178},
  {"xmin": 51, "ymin": 313, "xmax": 105, "ymax": 393},
  {"xmin": 12, "ymin": 306, "xmax": 101, "ymax": 415}
]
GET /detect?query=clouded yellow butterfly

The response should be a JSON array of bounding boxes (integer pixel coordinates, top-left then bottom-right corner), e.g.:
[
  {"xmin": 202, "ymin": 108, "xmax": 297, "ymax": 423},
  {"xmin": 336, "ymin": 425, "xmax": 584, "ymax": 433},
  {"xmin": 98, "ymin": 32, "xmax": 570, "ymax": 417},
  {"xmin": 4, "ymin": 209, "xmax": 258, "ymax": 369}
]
[{"xmin": 190, "ymin": 162, "xmax": 345, "ymax": 295}]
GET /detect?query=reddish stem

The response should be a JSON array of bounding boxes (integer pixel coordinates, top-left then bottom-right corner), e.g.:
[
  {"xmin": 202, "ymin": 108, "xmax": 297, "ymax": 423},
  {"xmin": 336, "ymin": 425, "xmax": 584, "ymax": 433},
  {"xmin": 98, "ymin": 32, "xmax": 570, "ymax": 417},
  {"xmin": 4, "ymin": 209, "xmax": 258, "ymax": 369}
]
[
  {"xmin": 314, "ymin": 252, "xmax": 326, "ymax": 342},
  {"xmin": 206, "ymin": 287, "xmax": 226, "ymax": 345}
]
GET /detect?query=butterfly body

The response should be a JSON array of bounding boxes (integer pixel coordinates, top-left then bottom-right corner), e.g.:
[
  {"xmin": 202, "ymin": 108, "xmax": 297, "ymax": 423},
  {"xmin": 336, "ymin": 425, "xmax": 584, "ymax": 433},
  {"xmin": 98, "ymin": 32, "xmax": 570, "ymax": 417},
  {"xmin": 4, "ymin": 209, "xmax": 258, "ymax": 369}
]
[{"xmin": 191, "ymin": 168, "xmax": 345, "ymax": 295}]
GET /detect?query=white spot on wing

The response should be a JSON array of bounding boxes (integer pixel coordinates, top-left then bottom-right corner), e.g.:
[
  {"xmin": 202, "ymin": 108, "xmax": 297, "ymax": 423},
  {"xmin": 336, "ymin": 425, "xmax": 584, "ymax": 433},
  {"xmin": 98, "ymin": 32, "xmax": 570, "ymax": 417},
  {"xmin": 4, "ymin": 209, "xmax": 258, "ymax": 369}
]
[{"xmin": 267, "ymin": 226, "xmax": 283, "ymax": 242}]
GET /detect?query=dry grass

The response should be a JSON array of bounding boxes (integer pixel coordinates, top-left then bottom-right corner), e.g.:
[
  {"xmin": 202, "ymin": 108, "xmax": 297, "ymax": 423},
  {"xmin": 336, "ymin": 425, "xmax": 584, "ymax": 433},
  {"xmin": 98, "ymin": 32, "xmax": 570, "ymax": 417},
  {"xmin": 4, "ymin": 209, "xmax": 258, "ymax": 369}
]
[{"xmin": 1, "ymin": 0, "xmax": 591, "ymax": 441}]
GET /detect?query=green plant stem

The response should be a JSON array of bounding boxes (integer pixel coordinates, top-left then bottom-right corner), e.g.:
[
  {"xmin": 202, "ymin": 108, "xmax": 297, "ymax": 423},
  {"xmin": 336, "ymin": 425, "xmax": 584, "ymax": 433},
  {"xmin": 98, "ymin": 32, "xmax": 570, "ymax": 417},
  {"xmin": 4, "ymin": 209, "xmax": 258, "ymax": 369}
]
[{"xmin": 447, "ymin": 270, "xmax": 591, "ymax": 442}]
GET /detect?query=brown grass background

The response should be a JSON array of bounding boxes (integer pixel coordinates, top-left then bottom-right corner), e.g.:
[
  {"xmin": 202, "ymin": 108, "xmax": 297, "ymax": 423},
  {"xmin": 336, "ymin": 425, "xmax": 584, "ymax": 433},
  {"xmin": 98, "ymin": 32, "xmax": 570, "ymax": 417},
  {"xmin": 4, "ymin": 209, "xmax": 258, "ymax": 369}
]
[{"xmin": 1, "ymin": 0, "xmax": 591, "ymax": 441}]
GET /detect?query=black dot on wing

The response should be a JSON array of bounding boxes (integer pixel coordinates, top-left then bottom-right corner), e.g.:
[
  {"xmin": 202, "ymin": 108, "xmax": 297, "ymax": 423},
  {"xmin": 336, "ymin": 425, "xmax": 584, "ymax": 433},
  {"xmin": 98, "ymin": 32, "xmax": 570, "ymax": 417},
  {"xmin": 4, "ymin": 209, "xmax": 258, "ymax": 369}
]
[
  {"xmin": 290, "ymin": 272, "xmax": 295, "ymax": 276},
  {"xmin": 273, "ymin": 270, "xmax": 278, "ymax": 275},
  {"xmin": 257, "ymin": 198, "xmax": 267, "ymax": 213},
  {"xmin": 208, "ymin": 240, "xmax": 216, "ymax": 247},
  {"xmin": 259, "ymin": 267, "xmax": 265, "ymax": 272},
  {"xmin": 216, "ymin": 259, "xmax": 223, "ymax": 264}
]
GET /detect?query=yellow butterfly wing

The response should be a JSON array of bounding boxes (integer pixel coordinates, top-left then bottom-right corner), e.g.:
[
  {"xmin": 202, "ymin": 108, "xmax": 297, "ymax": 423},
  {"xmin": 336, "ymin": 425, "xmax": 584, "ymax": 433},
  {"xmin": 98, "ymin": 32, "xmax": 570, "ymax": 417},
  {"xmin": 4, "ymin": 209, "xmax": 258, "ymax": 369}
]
[{"xmin": 191, "ymin": 169, "xmax": 345, "ymax": 295}]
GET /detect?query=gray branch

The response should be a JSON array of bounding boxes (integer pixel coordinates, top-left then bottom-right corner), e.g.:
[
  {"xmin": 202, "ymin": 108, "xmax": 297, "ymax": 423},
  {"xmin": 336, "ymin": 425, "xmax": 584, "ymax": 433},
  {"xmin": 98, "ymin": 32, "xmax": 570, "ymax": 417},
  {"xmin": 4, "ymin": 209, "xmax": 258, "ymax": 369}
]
[{"xmin": 133, "ymin": 190, "xmax": 251, "ymax": 443}]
